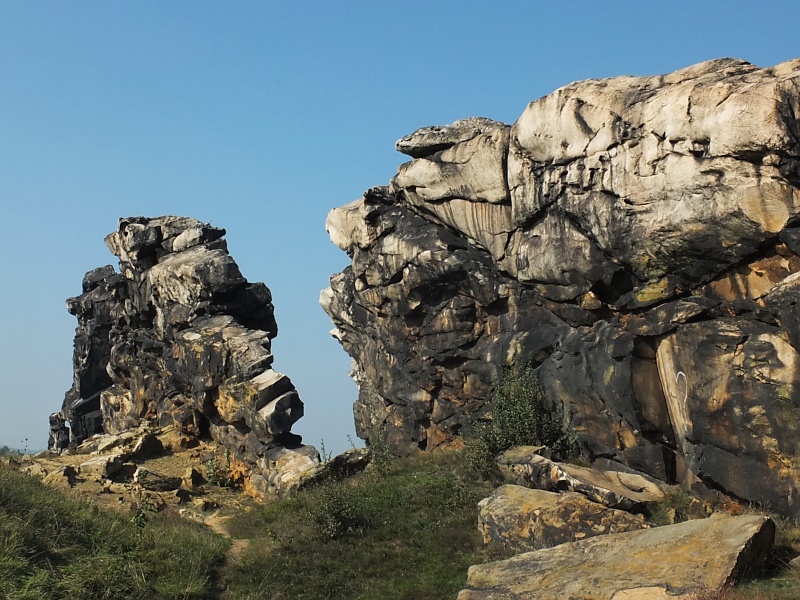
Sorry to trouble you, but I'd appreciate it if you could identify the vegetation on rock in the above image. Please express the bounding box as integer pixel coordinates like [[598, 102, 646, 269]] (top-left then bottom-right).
[[465, 363, 573, 476]]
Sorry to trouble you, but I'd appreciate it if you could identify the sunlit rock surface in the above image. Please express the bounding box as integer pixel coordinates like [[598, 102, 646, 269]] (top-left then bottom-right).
[[323, 58, 800, 517], [478, 484, 650, 553], [459, 514, 774, 599]]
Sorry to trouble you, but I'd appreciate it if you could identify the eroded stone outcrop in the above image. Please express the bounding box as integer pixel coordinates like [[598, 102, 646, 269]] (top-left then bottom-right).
[[497, 446, 665, 511], [58, 216, 317, 496], [323, 58, 800, 517]]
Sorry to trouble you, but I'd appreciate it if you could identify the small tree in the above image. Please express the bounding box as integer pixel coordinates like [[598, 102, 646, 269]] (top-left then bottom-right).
[[466, 363, 573, 475]]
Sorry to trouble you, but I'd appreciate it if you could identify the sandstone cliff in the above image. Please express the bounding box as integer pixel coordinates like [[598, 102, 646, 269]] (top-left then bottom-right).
[[323, 58, 800, 517], [59, 216, 318, 496]]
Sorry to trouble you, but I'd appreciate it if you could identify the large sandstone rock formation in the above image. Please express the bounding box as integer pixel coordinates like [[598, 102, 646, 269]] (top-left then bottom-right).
[[59, 216, 317, 496], [323, 58, 800, 517]]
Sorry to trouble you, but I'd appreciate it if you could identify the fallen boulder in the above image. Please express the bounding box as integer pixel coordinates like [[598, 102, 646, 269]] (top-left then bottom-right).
[[458, 514, 774, 599], [42, 465, 77, 489], [478, 484, 650, 553], [79, 453, 126, 478], [498, 447, 665, 511], [132, 467, 183, 492]]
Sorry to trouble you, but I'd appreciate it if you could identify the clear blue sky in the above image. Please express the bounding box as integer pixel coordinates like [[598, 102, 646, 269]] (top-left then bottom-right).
[[1, 1, 799, 454]]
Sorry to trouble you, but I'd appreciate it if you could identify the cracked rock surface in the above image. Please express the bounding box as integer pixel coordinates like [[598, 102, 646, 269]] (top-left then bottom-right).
[[323, 58, 800, 517]]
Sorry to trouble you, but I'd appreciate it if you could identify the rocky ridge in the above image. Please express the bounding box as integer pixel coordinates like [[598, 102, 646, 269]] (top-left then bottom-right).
[[57, 216, 318, 497], [323, 58, 800, 518]]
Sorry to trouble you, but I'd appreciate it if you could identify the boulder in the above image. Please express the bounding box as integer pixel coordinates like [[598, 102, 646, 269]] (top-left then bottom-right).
[[132, 467, 182, 492], [79, 453, 126, 478], [129, 432, 163, 461], [21, 463, 48, 479], [247, 445, 321, 498], [478, 485, 649, 553], [95, 431, 138, 454], [497, 447, 665, 511], [458, 514, 775, 599], [298, 447, 371, 489], [42, 465, 77, 489], [0, 456, 20, 469], [323, 57, 800, 517], [183, 466, 206, 488]]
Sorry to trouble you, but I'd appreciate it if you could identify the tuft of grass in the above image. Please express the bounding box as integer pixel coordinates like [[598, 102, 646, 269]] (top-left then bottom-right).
[[645, 488, 697, 526], [0, 464, 228, 599], [220, 450, 500, 600]]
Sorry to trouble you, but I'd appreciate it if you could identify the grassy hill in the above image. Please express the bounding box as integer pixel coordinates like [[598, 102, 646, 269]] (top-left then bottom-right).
[[0, 451, 497, 600], [2, 450, 800, 600], [0, 460, 228, 599]]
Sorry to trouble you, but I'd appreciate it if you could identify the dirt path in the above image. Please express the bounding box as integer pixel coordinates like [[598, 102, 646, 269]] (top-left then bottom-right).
[[204, 512, 249, 562]]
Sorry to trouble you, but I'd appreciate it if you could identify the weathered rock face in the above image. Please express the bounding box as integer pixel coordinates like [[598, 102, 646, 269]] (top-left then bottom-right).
[[59, 216, 317, 496], [323, 58, 800, 517], [497, 447, 665, 511]]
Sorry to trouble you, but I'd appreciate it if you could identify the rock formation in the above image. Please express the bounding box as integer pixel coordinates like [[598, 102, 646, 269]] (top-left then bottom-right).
[[58, 216, 318, 496], [496, 446, 665, 512], [323, 58, 800, 517]]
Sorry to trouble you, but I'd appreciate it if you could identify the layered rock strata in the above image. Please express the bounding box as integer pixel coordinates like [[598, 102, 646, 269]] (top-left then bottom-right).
[[59, 216, 317, 496], [323, 58, 800, 516]]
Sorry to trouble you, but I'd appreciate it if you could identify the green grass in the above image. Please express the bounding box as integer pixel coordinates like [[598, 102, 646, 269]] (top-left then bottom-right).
[[728, 515, 800, 600], [220, 450, 499, 600], [0, 464, 229, 599], [5, 449, 800, 600]]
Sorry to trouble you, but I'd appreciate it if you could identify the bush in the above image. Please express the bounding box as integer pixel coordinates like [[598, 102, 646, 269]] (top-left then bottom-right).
[[311, 483, 369, 540], [466, 363, 573, 474], [203, 446, 235, 488]]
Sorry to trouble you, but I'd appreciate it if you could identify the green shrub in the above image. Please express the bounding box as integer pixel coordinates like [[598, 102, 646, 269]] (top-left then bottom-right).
[[466, 363, 573, 475], [646, 488, 695, 526], [310, 483, 369, 540], [203, 447, 234, 488], [361, 395, 392, 473]]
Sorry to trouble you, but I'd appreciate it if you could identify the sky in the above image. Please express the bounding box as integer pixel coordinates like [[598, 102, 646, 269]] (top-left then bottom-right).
[[1, 1, 799, 455]]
